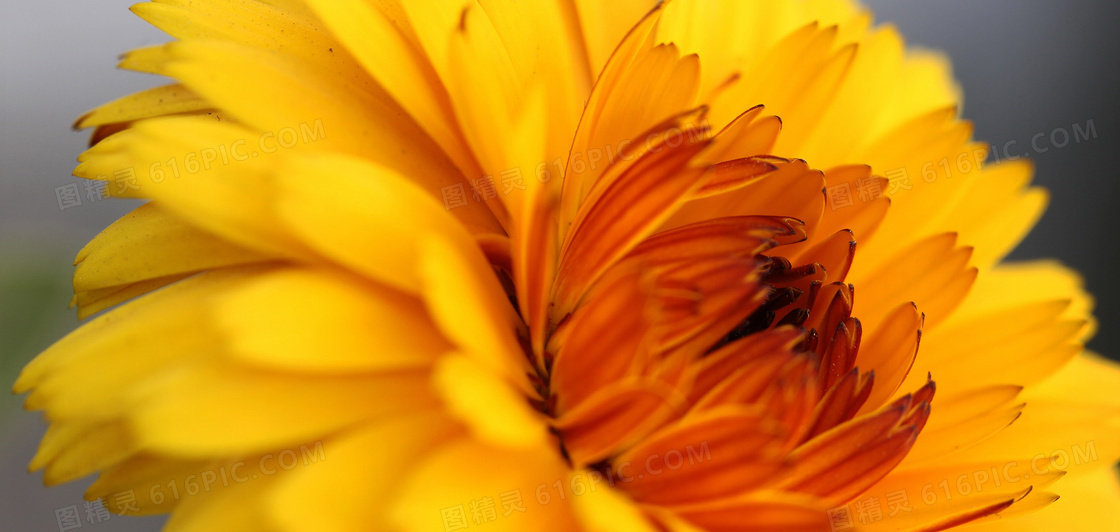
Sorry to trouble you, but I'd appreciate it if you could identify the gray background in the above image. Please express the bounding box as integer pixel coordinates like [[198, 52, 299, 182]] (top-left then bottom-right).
[[1, 1, 1118, 530]]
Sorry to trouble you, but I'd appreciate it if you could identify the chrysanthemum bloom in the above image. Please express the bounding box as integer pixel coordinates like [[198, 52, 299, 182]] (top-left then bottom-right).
[[16, 0, 1120, 530]]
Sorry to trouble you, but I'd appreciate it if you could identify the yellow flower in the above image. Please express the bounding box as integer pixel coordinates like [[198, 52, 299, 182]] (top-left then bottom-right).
[[15, 0, 1120, 530]]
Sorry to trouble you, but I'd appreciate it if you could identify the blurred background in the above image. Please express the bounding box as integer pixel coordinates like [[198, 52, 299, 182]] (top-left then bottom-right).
[[1, 1, 1117, 530]]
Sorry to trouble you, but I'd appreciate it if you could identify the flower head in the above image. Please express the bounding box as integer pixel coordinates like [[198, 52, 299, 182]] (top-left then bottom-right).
[[17, 0, 1120, 530]]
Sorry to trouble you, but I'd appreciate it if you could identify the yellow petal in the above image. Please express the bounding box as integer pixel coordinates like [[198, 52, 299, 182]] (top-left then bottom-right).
[[301, 0, 477, 179], [270, 412, 462, 532], [31, 419, 135, 486], [569, 479, 658, 532], [417, 233, 534, 394], [73, 202, 271, 301], [131, 363, 438, 457], [965, 465, 1120, 531], [16, 268, 262, 420], [571, 0, 655, 77], [433, 353, 549, 449], [217, 268, 450, 373], [74, 83, 209, 129], [390, 437, 582, 532], [275, 152, 495, 292]]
